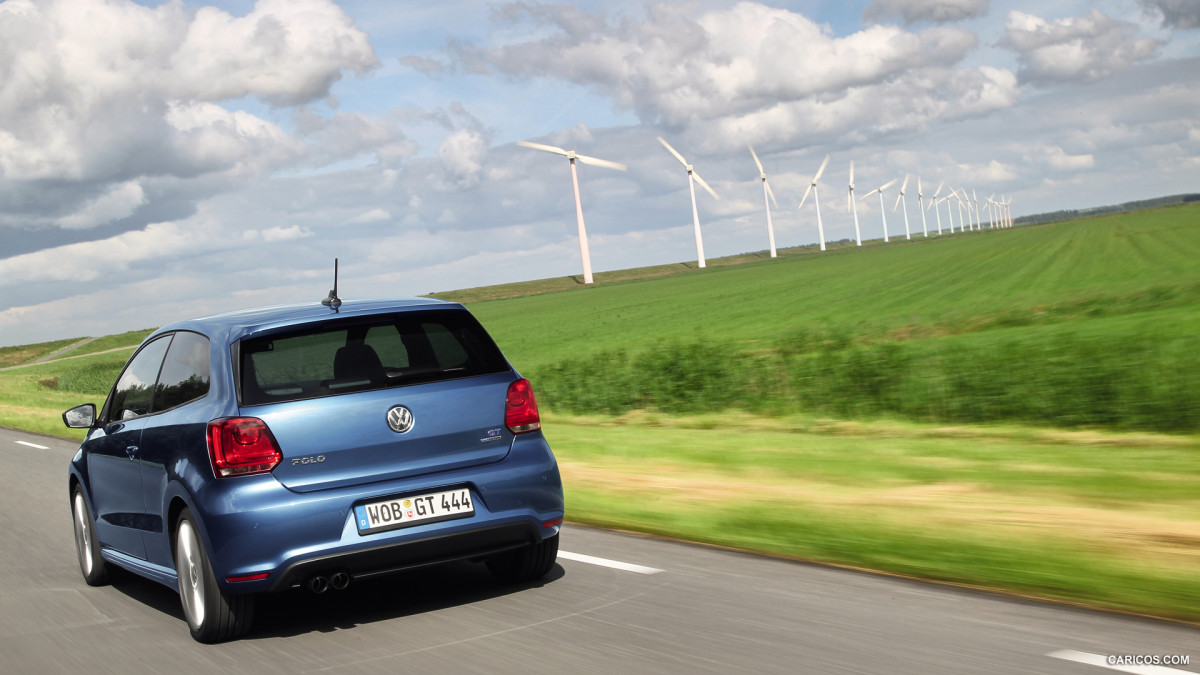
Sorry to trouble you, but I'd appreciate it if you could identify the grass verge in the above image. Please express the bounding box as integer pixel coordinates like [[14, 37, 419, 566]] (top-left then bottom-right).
[[544, 411, 1200, 623]]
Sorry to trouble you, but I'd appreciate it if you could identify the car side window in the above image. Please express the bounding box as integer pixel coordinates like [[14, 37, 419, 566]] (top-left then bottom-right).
[[154, 331, 210, 412], [108, 335, 172, 422]]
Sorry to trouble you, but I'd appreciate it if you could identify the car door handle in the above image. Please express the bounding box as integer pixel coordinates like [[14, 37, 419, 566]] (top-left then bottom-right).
[[126, 445, 139, 459]]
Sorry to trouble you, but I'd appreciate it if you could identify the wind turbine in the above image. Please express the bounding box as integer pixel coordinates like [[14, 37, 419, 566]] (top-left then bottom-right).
[[927, 181, 945, 235], [954, 188, 968, 232], [748, 145, 780, 258], [847, 161, 863, 246], [985, 194, 997, 229], [892, 174, 912, 240], [518, 140, 627, 285], [973, 190, 982, 231], [799, 154, 831, 251], [860, 177, 899, 243], [658, 137, 720, 268], [936, 193, 954, 233], [916, 177, 929, 237]]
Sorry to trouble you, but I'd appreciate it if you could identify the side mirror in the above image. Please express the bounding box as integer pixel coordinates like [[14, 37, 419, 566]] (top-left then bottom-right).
[[63, 403, 97, 429]]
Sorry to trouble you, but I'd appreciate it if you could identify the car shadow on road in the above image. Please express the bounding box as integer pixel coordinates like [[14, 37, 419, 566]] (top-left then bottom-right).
[[104, 560, 566, 640], [250, 560, 567, 640]]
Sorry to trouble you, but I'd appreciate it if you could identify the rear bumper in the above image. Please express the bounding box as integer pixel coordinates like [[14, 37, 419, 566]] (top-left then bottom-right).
[[268, 522, 540, 591]]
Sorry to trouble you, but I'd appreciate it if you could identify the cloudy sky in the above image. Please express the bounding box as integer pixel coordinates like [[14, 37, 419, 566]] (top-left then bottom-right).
[[1, 0, 1197, 346]]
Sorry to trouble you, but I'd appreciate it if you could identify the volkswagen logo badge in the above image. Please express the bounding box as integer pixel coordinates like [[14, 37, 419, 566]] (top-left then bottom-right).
[[386, 405, 414, 434]]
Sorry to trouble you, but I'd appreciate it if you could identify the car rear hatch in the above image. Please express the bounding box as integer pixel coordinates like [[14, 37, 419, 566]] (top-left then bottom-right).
[[234, 308, 518, 493]]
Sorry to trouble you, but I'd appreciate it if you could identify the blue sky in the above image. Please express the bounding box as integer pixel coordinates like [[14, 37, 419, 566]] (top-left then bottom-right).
[[1, 0, 1198, 346]]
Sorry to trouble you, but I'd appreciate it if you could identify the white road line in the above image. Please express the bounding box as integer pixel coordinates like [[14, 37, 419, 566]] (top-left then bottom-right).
[[1049, 650, 1192, 674], [559, 550, 664, 575], [14, 440, 50, 450]]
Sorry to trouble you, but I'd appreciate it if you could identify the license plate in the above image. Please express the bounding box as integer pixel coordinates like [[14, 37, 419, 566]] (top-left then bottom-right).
[[354, 488, 475, 535]]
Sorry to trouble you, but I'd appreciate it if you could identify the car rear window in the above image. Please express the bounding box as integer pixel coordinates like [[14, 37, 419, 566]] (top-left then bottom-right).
[[238, 309, 510, 406]]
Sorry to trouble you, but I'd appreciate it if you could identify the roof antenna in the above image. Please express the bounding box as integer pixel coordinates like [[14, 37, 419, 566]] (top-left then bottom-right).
[[321, 258, 342, 311]]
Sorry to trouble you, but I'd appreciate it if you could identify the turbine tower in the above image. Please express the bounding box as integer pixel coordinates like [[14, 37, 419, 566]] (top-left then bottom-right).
[[658, 137, 720, 268], [916, 177, 929, 237], [939, 192, 955, 233], [892, 174, 912, 240], [847, 161, 862, 246], [861, 178, 899, 243], [518, 140, 627, 285], [748, 145, 780, 258], [929, 182, 945, 235], [799, 155, 831, 251], [954, 189, 968, 232]]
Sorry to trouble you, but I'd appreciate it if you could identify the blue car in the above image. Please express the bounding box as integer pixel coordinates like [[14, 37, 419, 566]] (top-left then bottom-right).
[[64, 297, 564, 642]]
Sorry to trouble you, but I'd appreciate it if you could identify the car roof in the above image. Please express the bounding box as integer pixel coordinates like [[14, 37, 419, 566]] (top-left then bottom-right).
[[153, 298, 463, 346]]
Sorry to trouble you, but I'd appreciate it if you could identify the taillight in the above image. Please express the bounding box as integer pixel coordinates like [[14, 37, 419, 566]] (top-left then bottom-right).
[[505, 378, 541, 434], [207, 417, 282, 477]]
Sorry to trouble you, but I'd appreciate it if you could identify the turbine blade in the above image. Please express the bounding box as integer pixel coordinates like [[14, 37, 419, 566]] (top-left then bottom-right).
[[693, 171, 719, 199], [765, 179, 779, 209], [917, 176, 922, 196], [933, 181, 944, 198], [517, 140, 568, 157], [576, 154, 628, 171], [861, 187, 881, 200], [899, 173, 910, 194], [799, 183, 814, 209], [657, 136, 688, 167], [748, 145, 764, 175], [848, 160, 855, 186], [880, 178, 899, 192], [812, 154, 831, 183]]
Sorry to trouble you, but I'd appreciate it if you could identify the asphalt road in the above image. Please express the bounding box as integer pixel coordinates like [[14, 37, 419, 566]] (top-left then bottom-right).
[[2, 426, 1196, 674]]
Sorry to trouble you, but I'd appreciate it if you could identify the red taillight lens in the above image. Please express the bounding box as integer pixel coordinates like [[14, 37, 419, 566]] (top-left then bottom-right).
[[207, 417, 282, 477], [226, 572, 270, 583], [505, 378, 541, 434]]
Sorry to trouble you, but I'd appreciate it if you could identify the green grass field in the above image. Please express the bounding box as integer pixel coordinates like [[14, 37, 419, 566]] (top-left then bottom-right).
[[461, 206, 1200, 433], [3, 204, 1198, 621]]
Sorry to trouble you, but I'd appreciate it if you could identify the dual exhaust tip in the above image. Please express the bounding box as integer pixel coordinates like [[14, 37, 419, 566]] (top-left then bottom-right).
[[308, 571, 351, 594]]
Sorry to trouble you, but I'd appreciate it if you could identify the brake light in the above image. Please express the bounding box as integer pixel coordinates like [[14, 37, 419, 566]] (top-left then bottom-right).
[[207, 417, 282, 477], [505, 378, 541, 434]]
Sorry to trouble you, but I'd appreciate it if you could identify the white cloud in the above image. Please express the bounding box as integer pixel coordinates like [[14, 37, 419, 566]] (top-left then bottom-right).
[[168, 0, 377, 105], [166, 101, 304, 174], [347, 208, 391, 224], [0, 220, 211, 284], [451, 2, 1012, 151], [1003, 9, 1162, 84], [1026, 146, 1096, 171], [55, 180, 147, 229], [259, 225, 313, 242], [0, 0, 377, 225], [863, 0, 990, 26], [438, 129, 489, 188]]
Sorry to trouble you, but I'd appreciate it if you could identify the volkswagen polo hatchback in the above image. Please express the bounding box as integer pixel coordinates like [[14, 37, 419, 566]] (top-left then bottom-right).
[[64, 298, 563, 642]]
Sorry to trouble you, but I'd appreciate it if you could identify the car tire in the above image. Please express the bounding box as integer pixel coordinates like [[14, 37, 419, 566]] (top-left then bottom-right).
[[71, 486, 109, 586], [174, 509, 255, 643], [486, 533, 559, 583]]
